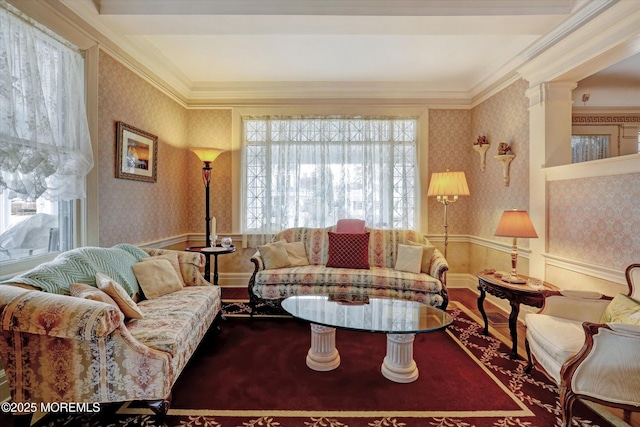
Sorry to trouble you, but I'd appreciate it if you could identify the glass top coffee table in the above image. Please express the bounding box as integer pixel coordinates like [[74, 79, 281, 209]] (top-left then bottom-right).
[[281, 294, 453, 383]]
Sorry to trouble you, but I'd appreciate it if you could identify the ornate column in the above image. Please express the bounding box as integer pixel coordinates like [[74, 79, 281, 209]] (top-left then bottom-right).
[[381, 333, 418, 383], [306, 324, 340, 371]]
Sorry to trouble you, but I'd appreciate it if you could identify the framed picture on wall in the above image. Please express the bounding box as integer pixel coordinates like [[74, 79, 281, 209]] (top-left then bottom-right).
[[115, 121, 158, 183]]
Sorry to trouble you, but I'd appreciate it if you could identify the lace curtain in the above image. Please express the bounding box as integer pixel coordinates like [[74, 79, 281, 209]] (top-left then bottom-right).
[[571, 135, 609, 163], [0, 2, 93, 201], [242, 116, 417, 246]]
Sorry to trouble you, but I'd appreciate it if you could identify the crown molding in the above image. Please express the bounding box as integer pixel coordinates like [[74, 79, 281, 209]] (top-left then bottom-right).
[[518, 1, 640, 87], [467, 1, 619, 105], [16, 0, 638, 107], [57, 0, 192, 106], [7, 0, 191, 107], [470, 73, 523, 108], [186, 98, 472, 108], [523, 0, 616, 60], [184, 81, 474, 107]]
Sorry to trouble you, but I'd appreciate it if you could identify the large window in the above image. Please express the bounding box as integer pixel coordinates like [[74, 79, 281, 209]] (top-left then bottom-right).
[[0, 195, 73, 262], [242, 116, 417, 245], [0, 3, 92, 265]]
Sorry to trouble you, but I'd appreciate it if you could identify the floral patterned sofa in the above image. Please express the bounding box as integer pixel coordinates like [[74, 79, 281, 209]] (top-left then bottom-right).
[[248, 226, 449, 314], [0, 244, 221, 420]]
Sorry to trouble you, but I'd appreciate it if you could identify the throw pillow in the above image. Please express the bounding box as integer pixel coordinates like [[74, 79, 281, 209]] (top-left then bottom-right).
[[140, 252, 185, 286], [96, 273, 143, 319], [132, 258, 184, 299], [601, 293, 640, 325], [69, 283, 120, 309], [394, 244, 424, 274], [284, 241, 309, 266], [326, 232, 370, 269], [407, 240, 436, 273], [258, 241, 292, 269]]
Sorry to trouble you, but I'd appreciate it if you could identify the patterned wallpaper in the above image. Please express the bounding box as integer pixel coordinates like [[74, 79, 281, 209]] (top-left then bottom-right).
[[186, 110, 233, 234], [98, 52, 235, 246], [98, 52, 636, 277], [548, 173, 640, 270], [427, 80, 530, 242], [427, 109, 472, 235], [469, 79, 531, 243], [98, 51, 189, 247]]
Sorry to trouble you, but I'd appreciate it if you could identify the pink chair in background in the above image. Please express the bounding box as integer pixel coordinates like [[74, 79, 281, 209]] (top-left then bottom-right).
[[335, 219, 366, 233]]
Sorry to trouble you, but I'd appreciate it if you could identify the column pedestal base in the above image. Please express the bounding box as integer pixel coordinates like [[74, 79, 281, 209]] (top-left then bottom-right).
[[306, 324, 340, 371], [381, 333, 418, 383]]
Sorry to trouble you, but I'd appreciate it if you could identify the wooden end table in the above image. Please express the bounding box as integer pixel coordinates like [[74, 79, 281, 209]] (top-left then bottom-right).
[[186, 245, 236, 285], [477, 271, 558, 360]]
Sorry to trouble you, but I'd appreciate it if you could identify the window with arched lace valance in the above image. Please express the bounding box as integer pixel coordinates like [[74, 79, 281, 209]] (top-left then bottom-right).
[[0, 1, 93, 202], [0, 2, 93, 262]]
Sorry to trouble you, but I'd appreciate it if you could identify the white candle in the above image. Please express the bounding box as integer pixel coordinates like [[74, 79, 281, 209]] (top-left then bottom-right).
[[211, 217, 217, 245]]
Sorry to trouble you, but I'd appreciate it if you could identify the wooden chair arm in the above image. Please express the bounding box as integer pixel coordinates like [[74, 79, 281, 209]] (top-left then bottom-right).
[[561, 322, 640, 408]]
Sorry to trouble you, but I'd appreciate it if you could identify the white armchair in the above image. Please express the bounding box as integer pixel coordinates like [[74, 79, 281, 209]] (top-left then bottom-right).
[[524, 264, 640, 427]]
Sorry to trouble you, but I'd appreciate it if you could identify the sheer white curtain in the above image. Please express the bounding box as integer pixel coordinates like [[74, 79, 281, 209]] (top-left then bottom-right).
[[242, 116, 417, 246], [0, 2, 93, 202], [571, 135, 609, 163]]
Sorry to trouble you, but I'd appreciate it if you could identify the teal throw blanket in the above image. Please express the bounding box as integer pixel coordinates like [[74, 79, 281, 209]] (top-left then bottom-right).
[[1, 244, 148, 296]]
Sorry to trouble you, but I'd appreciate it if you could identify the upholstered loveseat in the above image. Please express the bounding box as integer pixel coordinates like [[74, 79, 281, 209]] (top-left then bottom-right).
[[0, 244, 221, 420], [248, 226, 449, 314]]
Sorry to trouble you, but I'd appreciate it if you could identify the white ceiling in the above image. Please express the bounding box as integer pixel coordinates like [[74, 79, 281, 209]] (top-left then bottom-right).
[[58, 0, 625, 103]]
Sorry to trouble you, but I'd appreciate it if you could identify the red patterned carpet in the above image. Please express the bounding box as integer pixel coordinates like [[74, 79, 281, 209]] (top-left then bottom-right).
[[19, 304, 614, 427]]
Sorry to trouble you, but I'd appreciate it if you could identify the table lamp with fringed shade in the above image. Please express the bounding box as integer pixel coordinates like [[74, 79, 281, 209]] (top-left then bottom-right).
[[494, 209, 538, 283], [427, 171, 470, 259], [191, 148, 224, 248]]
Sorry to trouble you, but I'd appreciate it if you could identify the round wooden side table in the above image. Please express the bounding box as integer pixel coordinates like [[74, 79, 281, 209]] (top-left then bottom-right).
[[186, 245, 236, 286]]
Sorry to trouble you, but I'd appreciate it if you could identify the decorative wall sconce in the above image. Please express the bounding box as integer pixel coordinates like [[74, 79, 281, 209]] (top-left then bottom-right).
[[494, 142, 515, 186], [473, 136, 490, 172]]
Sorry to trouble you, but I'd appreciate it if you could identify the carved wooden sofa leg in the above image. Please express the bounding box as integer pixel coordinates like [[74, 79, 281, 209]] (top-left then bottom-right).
[[559, 387, 576, 427], [147, 392, 172, 418]]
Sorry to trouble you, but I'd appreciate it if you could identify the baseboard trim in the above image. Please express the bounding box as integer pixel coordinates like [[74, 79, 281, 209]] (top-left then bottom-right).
[[218, 272, 252, 288], [446, 273, 477, 289]]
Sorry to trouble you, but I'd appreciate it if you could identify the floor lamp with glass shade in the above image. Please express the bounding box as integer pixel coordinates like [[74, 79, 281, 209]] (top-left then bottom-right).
[[494, 209, 538, 284], [427, 171, 470, 259], [191, 148, 224, 248]]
